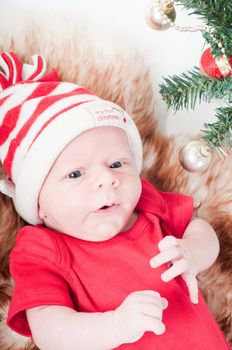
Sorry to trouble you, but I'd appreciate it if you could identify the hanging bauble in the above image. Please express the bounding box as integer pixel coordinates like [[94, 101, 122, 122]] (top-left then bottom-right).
[[145, 0, 176, 31], [200, 48, 232, 79], [179, 140, 212, 172]]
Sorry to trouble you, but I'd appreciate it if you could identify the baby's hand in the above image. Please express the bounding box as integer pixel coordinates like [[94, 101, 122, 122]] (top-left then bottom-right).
[[113, 290, 168, 344], [150, 236, 199, 304]]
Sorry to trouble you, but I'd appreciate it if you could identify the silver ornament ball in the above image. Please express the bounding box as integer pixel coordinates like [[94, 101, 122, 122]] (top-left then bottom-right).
[[179, 141, 212, 172], [145, 0, 176, 31]]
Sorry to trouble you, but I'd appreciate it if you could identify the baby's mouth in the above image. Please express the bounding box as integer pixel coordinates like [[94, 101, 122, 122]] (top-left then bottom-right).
[[101, 205, 111, 209], [95, 203, 119, 212]]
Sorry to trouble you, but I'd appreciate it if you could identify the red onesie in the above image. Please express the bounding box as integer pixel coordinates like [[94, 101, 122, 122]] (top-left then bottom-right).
[[7, 179, 230, 349]]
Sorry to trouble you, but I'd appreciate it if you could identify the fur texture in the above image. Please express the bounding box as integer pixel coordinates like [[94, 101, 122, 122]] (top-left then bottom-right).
[[0, 12, 231, 349]]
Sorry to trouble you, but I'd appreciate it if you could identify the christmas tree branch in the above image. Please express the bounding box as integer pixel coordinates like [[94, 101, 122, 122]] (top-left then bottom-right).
[[202, 106, 232, 151], [158, 1, 232, 152], [175, 0, 231, 27], [159, 67, 232, 111], [175, 0, 232, 57]]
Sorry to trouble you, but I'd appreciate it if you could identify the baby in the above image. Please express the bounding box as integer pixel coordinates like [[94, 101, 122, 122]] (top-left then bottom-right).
[[0, 52, 230, 349]]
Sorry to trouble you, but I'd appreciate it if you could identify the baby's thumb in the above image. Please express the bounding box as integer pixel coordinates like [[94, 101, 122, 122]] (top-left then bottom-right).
[[183, 273, 199, 304]]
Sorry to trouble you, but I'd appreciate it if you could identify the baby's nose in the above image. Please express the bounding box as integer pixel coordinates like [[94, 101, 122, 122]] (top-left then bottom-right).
[[92, 167, 120, 190]]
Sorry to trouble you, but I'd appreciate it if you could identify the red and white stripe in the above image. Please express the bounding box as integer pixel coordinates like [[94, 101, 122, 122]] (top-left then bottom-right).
[[0, 53, 97, 180], [0, 52, 47, 92], [0, 81, 98, 180], [22, 54, 47, 81], [0, 52, 22, 90]]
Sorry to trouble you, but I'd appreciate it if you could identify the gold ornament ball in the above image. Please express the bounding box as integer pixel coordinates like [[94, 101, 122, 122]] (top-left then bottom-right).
[[145, 0, 176, 31], [179, 141, 212, 172]]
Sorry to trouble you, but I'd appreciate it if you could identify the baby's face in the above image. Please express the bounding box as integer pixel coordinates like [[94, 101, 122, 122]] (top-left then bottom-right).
[[39, 126, 142, 241]]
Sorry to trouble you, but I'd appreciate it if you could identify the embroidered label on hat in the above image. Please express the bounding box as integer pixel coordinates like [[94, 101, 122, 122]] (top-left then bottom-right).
[[85, 102, 127, 126]]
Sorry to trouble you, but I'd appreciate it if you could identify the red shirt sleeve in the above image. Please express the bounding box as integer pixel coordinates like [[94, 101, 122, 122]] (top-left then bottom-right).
[[137, 179, 194, 238], [7, 226, 75, 337], [157, 189, 194, 238]]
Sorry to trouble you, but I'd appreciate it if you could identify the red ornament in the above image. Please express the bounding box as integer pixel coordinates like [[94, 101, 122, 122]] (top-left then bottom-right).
[[200, 48, 232, 78]]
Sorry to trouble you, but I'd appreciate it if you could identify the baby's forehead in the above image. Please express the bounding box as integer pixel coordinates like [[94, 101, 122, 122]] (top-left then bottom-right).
[[54, 126, 131, 163]]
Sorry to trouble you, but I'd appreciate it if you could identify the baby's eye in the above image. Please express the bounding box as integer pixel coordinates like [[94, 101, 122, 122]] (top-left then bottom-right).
[[68, 169, 85, 179], [110, 161, 124, 169]]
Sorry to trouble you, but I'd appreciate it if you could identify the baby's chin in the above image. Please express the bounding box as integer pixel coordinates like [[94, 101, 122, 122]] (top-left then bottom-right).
[[70, 221, 126, 242], [83, 217, 137, 242], [57, 212, 137, 241], [83, 225, 122, 242]]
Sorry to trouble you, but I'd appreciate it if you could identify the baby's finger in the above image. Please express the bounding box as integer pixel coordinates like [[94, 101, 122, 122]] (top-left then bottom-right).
[[150, 246, 182, 268], [140, 315, 166, 335], [158, 236, 178, 251], [161, 258, 188, 282], [182, 273, 199, 304], [130, 290, 162, 303], [162, 297, 168, 310]]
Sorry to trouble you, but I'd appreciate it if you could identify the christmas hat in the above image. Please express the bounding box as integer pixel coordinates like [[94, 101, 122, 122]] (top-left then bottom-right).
[[0, 52, 142, 224]]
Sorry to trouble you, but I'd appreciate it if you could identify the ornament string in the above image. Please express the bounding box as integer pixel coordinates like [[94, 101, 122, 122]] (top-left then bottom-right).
[[145, 1, 231, 75]]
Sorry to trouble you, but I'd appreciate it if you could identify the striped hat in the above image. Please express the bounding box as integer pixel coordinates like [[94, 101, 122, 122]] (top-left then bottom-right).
[[0, 52, 142, 224]]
